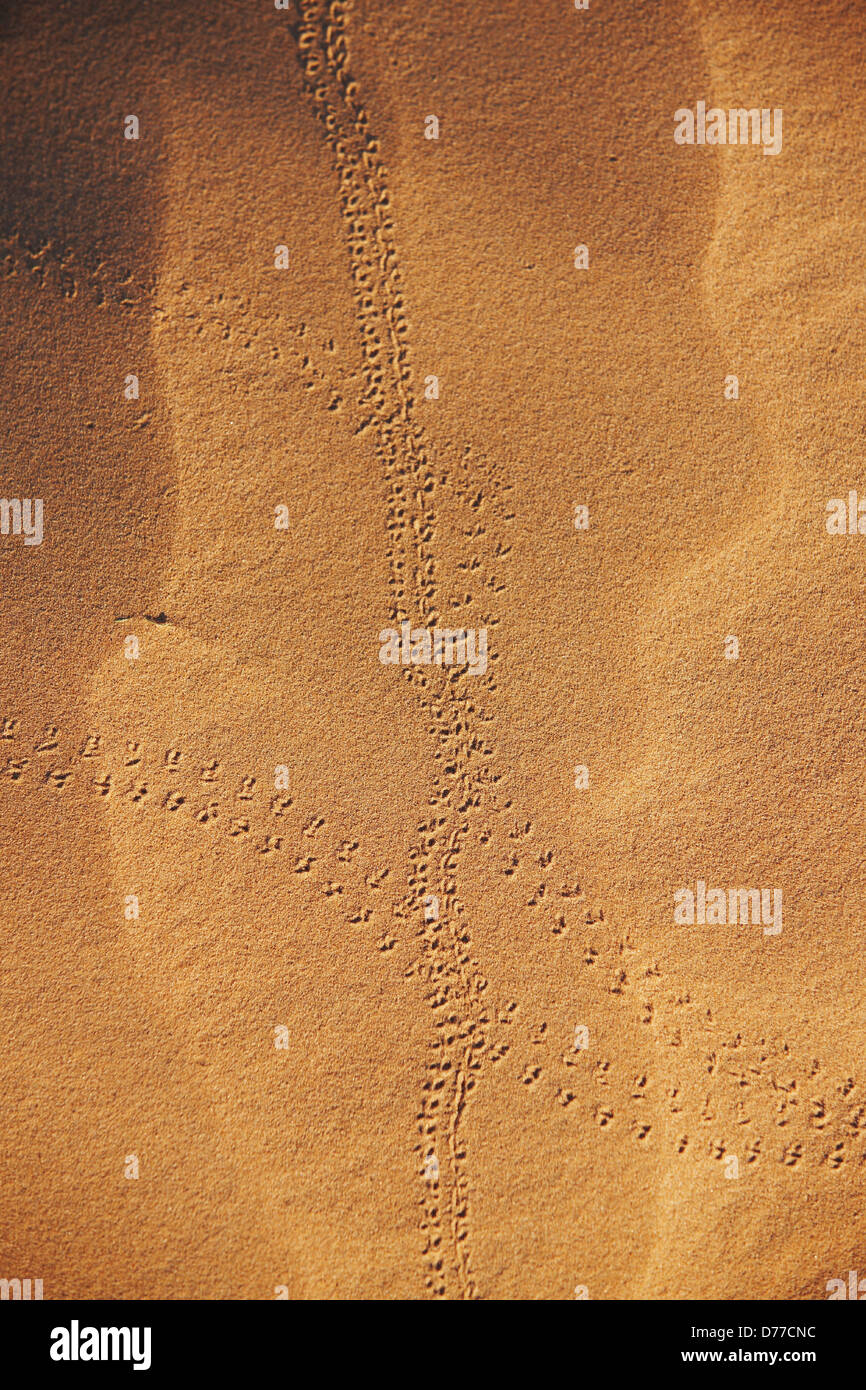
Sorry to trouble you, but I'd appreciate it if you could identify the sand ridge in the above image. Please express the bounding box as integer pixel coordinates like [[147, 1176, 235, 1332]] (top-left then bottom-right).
[[1, 0, 865, 1300]]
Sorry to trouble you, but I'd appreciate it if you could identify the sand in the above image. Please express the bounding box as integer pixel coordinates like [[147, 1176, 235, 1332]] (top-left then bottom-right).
[[1, 0, 864, 1300]]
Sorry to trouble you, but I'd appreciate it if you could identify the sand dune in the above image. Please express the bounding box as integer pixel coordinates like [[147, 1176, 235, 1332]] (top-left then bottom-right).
[[1, 0, 864, 1300]]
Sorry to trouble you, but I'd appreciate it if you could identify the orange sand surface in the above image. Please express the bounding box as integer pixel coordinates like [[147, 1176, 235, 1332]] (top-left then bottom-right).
[[1, 0, 865, 1299]]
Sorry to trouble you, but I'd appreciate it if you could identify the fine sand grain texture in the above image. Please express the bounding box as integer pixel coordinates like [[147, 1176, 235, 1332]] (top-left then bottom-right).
[[1, 0, 864, 1299]]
